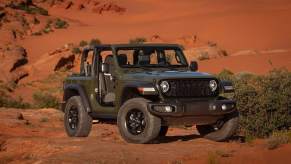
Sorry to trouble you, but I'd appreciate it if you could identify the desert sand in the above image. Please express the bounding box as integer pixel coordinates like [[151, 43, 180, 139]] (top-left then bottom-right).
[[0, 108, 290, 164]]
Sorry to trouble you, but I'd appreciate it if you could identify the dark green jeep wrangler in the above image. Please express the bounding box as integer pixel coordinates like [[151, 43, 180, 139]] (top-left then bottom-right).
[[62, 44, 238, 144]]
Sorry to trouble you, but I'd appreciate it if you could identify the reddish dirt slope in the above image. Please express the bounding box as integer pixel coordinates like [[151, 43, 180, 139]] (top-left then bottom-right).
[[16, 0, 291, 75], [24, 0, 291, 50], [199, 52, 291, 74]]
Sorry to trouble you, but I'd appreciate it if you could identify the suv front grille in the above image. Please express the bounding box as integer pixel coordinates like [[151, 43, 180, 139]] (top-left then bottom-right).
[[162, 79, 219, 98]]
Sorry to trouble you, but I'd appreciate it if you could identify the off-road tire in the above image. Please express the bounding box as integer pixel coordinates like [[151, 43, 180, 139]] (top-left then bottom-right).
[[117, 98, 161, 144], [64, 96, 92, 137], [196, 112, 239, 141], [159, 126, 169, 137]]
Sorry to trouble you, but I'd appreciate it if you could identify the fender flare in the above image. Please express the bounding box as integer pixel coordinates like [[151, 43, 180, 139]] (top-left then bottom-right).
[[63, 83, 92, 113], [118, 82, 157, 108]]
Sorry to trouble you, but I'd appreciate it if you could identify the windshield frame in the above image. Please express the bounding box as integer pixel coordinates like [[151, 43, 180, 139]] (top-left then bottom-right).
[[114, 46, 189, 68]]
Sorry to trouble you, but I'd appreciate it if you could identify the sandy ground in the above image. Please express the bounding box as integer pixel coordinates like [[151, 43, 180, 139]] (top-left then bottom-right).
[[0, 108, 290, 164]]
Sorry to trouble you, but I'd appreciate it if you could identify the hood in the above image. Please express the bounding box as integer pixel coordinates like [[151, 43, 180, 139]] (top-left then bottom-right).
[[121, 70, 216, 82]]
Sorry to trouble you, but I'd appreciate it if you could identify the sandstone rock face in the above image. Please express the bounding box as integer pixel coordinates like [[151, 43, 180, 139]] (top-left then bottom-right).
[[39, 0, 126, 14], [92, 2, 126, 14], [149, 34, 165, 43], [0, 44, 29, 85], [184, 45, 228, 61], [54, 54, 75, 71], [24, 44, 76, 82]]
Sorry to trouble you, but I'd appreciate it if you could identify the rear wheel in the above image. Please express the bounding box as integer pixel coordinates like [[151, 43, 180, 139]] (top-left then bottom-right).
[[64, 96, 92, 137], [117, 98, 161, 144], [196, 112, 239, 141]]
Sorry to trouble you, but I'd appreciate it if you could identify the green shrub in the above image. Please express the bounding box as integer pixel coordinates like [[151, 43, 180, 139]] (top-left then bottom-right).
[[217, 68, 291, 138], [43, 27, 52, 33], [72, 47, 81, 54], [33, 92, 59, 108], [79, 40, 88, 47], [245, 134, 255, 144], [43, 21, 53, 33], [9, 3, 49, 16], [217, 69, 234, 81], [30, 7, 48, 16], [89, 38, 101, 46], [267, 131, 291, 149], [129, 37, 147, 44], [0, 96, 31, 109], [54, 18, 68, 29]]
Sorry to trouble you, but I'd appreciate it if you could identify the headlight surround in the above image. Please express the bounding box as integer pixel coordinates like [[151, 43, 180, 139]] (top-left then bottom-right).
[[160, 81, 170, 93], [209, 80, 218, 92]]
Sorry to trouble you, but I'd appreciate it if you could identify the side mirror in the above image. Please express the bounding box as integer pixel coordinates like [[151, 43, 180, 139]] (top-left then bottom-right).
[[189, 61, 198, 71], [101, 63, 109, 73]]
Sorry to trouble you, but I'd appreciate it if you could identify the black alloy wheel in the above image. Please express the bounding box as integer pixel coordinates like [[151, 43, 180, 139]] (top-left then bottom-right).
[[125, 109, 146, 135], [68, 106, 79, 130]]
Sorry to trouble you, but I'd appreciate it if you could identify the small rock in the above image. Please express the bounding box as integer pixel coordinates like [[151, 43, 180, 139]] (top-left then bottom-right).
[[0, 139, 7, 152], [0, 10, 6, 20], [65, 1, 73, 9], [17, 112, 24, 120], [25, 120, 30, 125], [78, 4, 85, 10]]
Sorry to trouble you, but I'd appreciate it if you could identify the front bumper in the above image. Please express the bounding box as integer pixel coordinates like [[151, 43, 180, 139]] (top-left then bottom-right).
[[148, 99, 237, 125]]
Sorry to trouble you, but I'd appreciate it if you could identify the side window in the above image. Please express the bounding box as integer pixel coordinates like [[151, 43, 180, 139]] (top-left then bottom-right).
[[164, 50, 183, 65], [86, 51, 94, 65], [149, 50, 158, 64], [101, 50, 113, 63], [117, 50, 134, 65]]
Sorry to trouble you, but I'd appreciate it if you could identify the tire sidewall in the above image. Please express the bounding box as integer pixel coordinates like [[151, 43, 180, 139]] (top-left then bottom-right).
[[196, 111, 239, 141], [117, 98, 161, 143], [64, 96, 92, 137]]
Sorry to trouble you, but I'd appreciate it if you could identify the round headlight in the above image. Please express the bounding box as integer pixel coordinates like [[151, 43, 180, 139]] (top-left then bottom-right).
[[209, 80, 218, 92], [160, 81, 170, 93]]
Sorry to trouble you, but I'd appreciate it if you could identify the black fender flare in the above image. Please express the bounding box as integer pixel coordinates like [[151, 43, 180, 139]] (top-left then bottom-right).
[[63, 83, 92, 113], [118, 82, 157, 108]]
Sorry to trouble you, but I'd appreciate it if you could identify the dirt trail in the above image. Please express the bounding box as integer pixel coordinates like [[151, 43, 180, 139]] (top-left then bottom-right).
[[0, 108, 290, 164]]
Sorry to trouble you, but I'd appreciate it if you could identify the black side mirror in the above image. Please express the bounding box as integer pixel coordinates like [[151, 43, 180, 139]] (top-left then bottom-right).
[[189, 61, 198, 71], [101, 63, 109, 73]]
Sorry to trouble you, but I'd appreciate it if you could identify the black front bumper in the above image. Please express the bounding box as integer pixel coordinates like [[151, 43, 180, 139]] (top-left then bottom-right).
[[148, 99, 237, 125]]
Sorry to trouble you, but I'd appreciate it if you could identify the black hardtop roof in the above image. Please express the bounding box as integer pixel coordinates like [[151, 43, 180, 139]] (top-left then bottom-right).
[[84, 43, 183, 51]]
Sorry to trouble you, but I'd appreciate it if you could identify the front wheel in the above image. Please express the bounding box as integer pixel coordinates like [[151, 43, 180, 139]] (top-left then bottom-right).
[[196, 112, 239, 141], [117, 98, 161, 144], [64, 96, 92, 137]]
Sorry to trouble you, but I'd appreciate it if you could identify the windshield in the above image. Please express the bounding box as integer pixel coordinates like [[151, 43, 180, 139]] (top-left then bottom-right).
[[116, 47, 188, 68]]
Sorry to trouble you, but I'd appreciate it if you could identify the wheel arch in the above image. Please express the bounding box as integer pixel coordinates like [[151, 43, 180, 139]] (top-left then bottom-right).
[[119, 86, 140, 108], [63, 83, 92, 113], [118, 82, 160, 109]]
